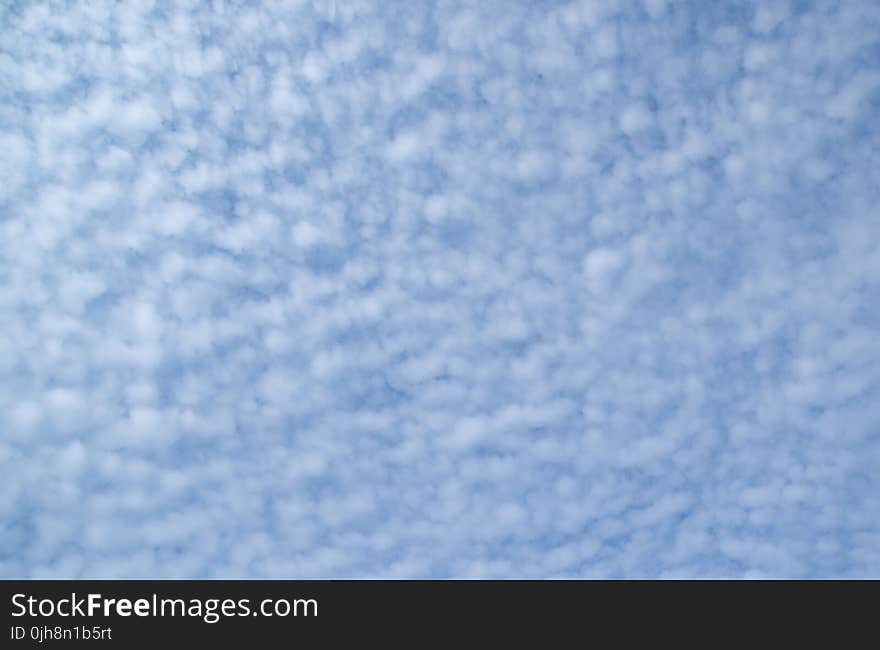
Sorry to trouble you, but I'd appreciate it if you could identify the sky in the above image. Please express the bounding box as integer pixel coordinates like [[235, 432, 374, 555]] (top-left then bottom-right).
[[1, 0, 878, 579]]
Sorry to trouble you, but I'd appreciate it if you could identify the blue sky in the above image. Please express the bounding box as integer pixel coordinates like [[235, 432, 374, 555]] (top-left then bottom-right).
[[1, 0, 878, 578]]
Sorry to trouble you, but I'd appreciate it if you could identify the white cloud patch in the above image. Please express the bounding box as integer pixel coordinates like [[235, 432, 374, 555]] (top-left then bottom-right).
[[1, 0, 878, 579]]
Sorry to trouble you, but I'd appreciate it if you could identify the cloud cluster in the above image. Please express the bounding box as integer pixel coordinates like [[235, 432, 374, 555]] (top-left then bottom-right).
[[1, 0, 878, 578]]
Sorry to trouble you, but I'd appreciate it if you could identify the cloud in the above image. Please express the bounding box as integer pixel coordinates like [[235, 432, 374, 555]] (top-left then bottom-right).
[[0, 0, 878, 579]]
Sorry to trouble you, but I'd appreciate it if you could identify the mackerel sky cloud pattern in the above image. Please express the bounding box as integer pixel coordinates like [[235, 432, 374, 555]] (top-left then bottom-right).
[[1, 0, 879, 578]]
